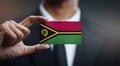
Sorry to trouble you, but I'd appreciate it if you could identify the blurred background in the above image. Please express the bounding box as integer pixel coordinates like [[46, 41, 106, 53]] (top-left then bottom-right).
[[0, 0, 40, 23]]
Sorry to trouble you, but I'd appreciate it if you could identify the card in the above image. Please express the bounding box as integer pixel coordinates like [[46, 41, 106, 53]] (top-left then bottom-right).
[[40, 21, 82, 44]]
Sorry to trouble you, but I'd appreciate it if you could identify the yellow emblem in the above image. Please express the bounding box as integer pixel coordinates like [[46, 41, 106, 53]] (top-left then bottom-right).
[[41, 29, 48, 37]]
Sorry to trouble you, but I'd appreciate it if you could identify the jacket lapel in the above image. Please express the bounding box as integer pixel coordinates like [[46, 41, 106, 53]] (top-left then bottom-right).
[[73, 15, 104, 66]]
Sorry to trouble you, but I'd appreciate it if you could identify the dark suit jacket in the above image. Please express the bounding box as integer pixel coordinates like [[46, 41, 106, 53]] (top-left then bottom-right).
[[1, 1, 120, 66]]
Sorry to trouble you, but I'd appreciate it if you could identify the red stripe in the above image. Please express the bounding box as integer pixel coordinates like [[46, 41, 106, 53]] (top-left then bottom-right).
[[44, 21, 82, 31]]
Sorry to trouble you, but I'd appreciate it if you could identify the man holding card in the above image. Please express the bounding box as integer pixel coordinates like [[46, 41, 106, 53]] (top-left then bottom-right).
[[1, 0, 120, 66]]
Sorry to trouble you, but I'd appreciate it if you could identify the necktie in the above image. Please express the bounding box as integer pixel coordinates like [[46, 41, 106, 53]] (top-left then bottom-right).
[[53, 45, 68, 66]]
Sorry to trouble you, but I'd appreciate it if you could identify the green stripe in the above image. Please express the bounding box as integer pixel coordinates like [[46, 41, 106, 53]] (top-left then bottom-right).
[[42, 35, 82, 44]]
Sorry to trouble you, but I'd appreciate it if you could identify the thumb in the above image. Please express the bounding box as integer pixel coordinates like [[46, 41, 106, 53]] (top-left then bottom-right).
[[23, 44, 49, 55]]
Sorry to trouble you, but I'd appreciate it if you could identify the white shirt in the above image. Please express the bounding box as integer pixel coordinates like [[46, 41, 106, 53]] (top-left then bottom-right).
[[39, 3, 81, 66]]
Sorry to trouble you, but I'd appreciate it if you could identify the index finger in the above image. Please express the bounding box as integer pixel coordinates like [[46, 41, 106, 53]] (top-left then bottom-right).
[[19, 16, 48, 27]]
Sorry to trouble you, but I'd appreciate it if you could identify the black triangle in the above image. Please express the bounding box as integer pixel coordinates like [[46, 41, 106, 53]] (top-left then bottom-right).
[[40, 23, 56, 43]]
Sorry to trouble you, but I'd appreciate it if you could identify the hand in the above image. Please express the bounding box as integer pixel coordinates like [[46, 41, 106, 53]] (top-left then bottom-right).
[[0, 16, 49, 60]]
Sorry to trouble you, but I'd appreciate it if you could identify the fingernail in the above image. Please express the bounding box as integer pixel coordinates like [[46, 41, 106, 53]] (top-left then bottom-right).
[[40, 44, 49, 48]]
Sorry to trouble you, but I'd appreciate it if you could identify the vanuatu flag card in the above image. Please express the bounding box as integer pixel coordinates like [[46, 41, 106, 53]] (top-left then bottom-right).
[[40, 21, 82, 44]]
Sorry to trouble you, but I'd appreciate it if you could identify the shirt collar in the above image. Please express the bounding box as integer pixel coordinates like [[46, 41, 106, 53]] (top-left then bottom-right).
[[39, 3, 81, 21]]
